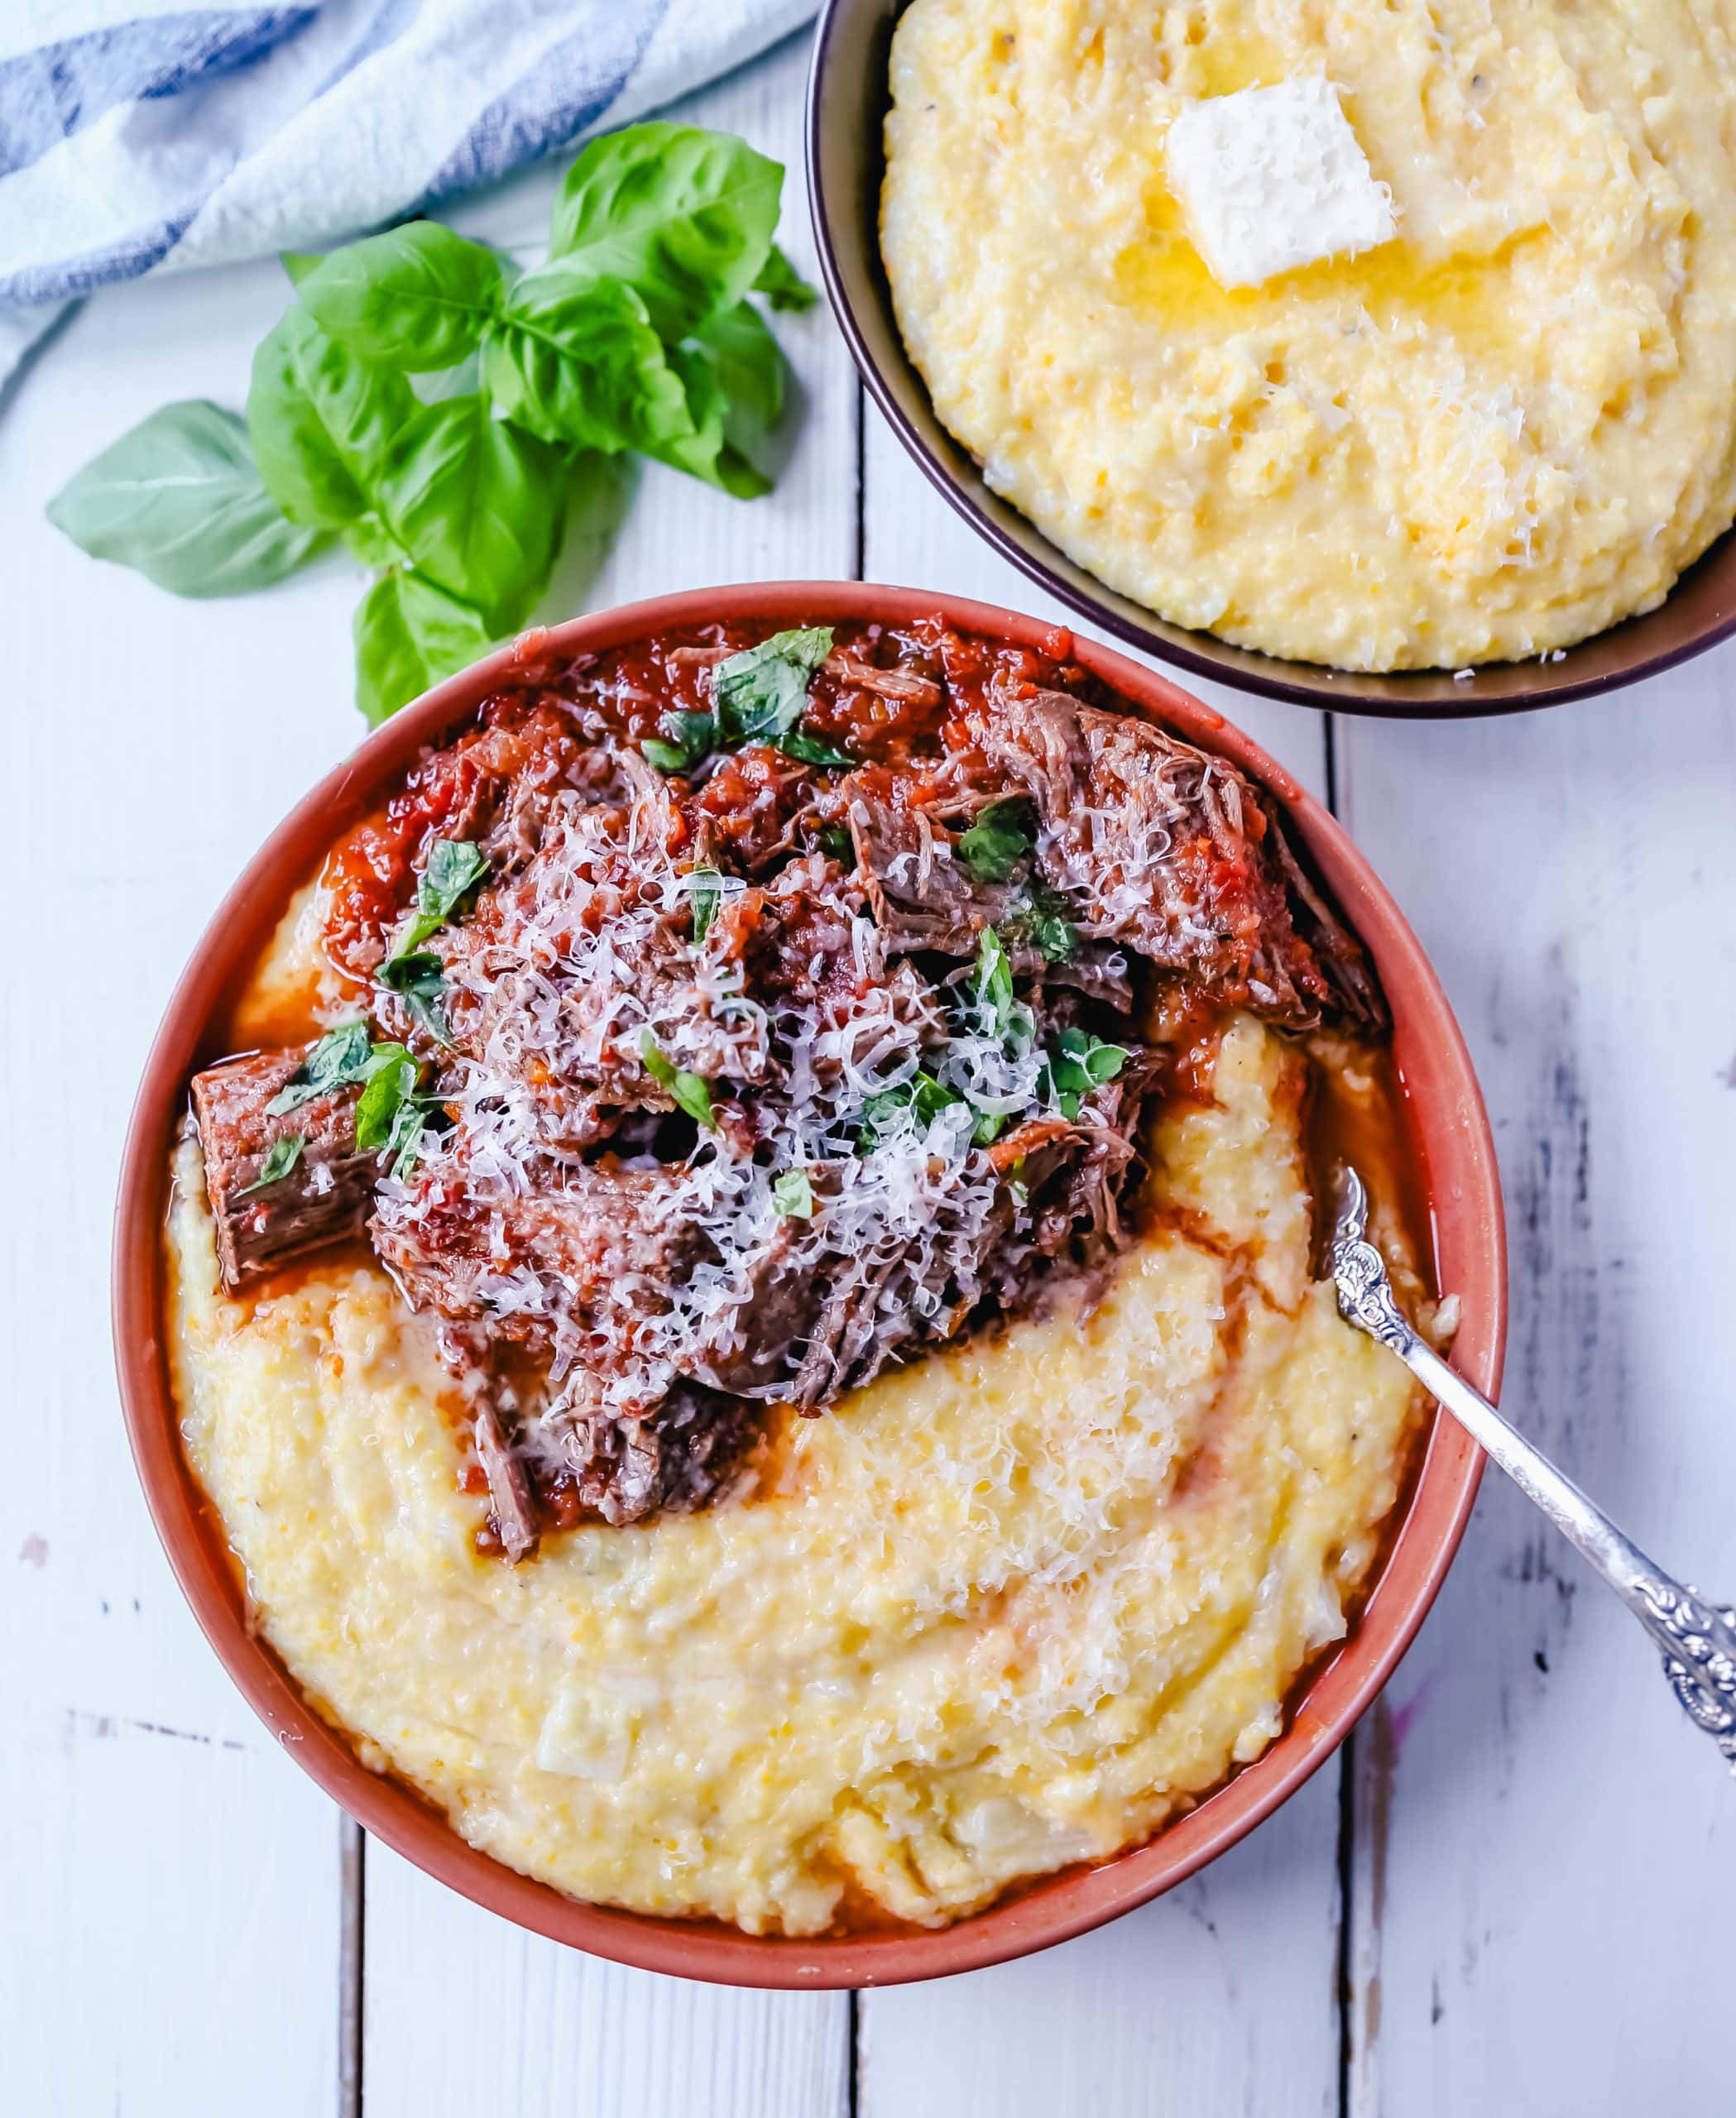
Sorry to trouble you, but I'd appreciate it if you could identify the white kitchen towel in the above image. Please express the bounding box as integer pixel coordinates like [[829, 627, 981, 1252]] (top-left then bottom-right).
[[0, 0, 817, 384]]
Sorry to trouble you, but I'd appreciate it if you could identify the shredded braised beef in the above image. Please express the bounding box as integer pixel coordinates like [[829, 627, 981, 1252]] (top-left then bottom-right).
[[191, 616, 1384, 1560]]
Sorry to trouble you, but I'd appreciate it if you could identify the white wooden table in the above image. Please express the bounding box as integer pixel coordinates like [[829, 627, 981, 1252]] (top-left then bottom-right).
[[6, 31, 1733, 2116]]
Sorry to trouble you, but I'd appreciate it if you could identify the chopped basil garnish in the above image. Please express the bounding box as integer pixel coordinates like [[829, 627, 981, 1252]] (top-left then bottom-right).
[[1048, 1027, 1127, 1120], [972, 927, 1016, 1036], [353, 1044, 418, 1149], [645, 634, 852, 776], [643, 707, 718, 774], [266, 1019, 374, 1114], [859, 1070, 964, 1147], [818, 823, 854, 864], [352, 1041, 442, 1176], [389, 836, 488, 961], [375, 836, 486, 1043], [713, 625, 832, 744], [777, 728, 856, 770], [771, 1167, 814, 1217], [377, 947, 450, 1047], [1016, 883, 1077, 964], [689, 867, 722, 945], [237, 1133, 305, 1194], [640, 1029, 717, 1129], [956, 798, 1033, 884]]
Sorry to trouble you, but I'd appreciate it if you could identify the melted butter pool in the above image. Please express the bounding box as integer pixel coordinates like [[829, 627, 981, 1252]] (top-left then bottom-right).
[[1115, 179, 1547, 362]]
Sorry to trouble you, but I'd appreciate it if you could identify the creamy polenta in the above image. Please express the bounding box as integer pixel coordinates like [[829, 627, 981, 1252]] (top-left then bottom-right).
[[882, 0, 1736, 669], [169, 1015, 1425, 1935]]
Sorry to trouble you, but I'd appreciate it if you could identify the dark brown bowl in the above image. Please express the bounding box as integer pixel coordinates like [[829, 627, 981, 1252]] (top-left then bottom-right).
[[113, 582, 1505, 1986], [807, 0, 1736, 716]]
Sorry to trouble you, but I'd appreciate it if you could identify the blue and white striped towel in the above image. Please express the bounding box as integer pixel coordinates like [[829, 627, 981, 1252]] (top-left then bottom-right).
[[0, 0, 817, 385]]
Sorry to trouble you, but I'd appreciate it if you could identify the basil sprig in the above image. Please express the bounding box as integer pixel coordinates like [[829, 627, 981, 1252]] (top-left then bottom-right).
[[46, 124, 817, 725]]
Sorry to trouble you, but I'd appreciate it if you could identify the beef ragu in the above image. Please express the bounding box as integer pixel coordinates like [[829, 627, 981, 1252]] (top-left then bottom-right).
[[190, 616, 1386, 1563]]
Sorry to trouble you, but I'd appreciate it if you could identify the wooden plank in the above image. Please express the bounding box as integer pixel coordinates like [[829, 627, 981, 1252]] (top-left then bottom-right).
[[362, 1846, 849, 2118], [1336, 659, 1736, 2112], [0, 258, 357, 2114], [854, 408, 1345, 2117], [353, 36, 856, 2114]]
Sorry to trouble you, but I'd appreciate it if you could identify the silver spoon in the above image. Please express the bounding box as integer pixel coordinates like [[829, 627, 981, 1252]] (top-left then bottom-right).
[[1328, 1167, 1736, 1771]]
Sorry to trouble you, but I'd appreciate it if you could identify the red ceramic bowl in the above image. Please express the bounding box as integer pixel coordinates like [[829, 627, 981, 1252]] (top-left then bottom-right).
[[113, 582, 1505, 1987]]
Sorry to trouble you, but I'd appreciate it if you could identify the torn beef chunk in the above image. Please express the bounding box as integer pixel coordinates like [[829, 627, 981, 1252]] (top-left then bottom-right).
[[535, 1382, 761, 1528], [967, 687, 1385, 1033], [370, 1163, 707, 1373], [846, 788, 1009, 954], [190, 1048, 376, 1293], [472, 1402, 540, 1563]]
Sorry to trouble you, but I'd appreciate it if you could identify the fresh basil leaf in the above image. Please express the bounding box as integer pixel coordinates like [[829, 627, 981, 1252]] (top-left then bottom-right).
[[375, 396, 565, 631], [237, 1132, 305, 1194], [45, 400, 324, 599], [385, 836, 488, 971], [818, 824, 854, 864], [547, 122, 784, 338], [265, 1020, 375, 1114], [664, 708, 717, 762], [713, 625, 833, 744], [642, 738, 692, 773], [414, 352, 482, 406], [354, 1047, 419, 1151], [777, 730, 856, 770], [971, 1109, 1006, 1147], [352, 568, 492, 726], [248, 306, 415, 530], [699, 301, 785, 434], [753, 243, 818, 313], [481, 266, 693, 454], [342, 511, 406, 567], [689, 867, 722, 945], [771, 1167, 813, 1217], [299, 223, 503, 371], [645, 341, 772, 499], [957, 799, 1033, 884]]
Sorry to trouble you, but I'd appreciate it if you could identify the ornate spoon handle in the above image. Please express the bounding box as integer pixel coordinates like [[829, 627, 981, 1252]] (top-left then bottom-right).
[[1329, 1168, 1736, 1772]]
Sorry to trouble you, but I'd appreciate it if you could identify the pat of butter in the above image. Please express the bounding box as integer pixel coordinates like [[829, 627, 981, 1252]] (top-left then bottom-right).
[[1165, 76, 1396, 289]]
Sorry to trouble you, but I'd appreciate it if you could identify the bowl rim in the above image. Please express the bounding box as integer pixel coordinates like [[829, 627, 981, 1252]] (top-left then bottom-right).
[[113, 579, 1505, 1989], [803, 0, 1736, 718]]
